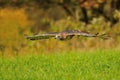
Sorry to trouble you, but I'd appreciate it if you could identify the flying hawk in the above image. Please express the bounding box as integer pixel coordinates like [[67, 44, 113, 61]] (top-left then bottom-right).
[[26, 30, 109, 41]]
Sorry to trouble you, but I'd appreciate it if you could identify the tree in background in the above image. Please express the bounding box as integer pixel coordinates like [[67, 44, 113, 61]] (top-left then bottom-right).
[[0, 0, 120, 25], [0, 0, 120, 56]]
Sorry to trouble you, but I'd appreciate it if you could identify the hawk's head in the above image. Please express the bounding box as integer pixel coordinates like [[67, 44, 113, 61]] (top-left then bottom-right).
[[55, 34, 64, 40], [55, 33, 74, 40]]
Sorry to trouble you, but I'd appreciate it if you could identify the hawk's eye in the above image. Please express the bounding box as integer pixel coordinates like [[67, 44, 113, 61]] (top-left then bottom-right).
[[55, 35, 62, 39], [55, 35, 60, 38]]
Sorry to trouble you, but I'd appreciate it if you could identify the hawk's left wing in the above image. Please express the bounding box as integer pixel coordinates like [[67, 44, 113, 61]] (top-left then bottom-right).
[[66, 30, 109, 39], [64, 30, 97, 37]]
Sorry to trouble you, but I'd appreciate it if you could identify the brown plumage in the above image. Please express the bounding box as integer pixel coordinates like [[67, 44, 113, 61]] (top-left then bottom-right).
[[26, 30, 109, 41]]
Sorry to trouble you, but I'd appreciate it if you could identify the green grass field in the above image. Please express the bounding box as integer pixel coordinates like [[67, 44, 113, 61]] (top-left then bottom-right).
[[0, 50, 120, 80]]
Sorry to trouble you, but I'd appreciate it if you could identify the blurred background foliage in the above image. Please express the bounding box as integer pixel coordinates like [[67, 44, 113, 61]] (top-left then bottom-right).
[[0, 0, 120, 57]]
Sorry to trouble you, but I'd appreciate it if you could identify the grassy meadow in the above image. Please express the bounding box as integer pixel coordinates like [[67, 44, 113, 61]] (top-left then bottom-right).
[[0, 49, 119, 80]]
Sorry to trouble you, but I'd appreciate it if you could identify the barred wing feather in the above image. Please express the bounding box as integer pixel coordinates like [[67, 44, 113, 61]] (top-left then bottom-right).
[[67, 31, 109, 39], [26, 33, 58, 40], [66, 31, 98, 37]]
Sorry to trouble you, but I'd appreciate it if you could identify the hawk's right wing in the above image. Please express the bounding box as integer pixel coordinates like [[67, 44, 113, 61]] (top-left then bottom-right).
[[26, 32, 59, 40]]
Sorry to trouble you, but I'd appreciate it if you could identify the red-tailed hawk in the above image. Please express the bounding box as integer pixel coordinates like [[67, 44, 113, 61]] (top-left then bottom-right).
[[26, 30, 109, 41]]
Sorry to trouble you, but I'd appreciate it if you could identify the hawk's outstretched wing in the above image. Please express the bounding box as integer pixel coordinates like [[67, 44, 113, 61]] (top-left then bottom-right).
[[65, 30, 109, 39], [26, 32, 59, 40]]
